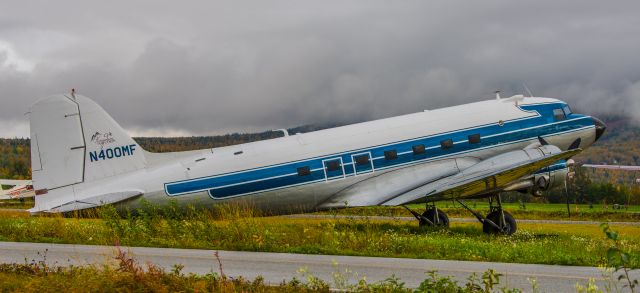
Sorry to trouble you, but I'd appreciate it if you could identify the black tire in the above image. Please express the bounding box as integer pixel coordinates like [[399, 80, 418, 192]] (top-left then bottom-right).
[[483, 210, 517, 235], [419, 208, 450, 227]]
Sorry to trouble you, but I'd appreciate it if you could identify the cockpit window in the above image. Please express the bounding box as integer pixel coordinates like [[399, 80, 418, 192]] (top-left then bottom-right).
[[562, 105, 572, 116], [553, 108, 566, 121]]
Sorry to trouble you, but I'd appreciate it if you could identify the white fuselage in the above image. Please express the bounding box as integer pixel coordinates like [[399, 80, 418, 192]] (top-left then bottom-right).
[[28, 95, 598, 214], [65, 97, 596, 214]]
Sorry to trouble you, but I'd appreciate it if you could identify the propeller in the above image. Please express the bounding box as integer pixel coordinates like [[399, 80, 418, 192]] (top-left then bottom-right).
[[538, 136, 549, 146], [536, 136, 581, 217], [564, 179, 571, 217], [564, 159, 576, 217], [568, 138, 581, 150], [562, 138, 581, 217]]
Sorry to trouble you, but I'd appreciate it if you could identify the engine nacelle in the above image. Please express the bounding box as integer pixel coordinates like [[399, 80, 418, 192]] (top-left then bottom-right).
[[504, 159, 573, 196]]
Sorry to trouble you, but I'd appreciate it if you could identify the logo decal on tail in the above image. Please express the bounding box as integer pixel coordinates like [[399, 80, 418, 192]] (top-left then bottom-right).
[[91, 131, 115, 149]]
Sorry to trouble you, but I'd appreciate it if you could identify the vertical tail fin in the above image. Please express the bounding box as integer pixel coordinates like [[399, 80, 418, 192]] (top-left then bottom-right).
[[30, 94, 147, 212]]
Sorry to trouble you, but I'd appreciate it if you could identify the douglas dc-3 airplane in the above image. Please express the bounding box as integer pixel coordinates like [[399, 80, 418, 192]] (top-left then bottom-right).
[[26, 92, 606, 235]]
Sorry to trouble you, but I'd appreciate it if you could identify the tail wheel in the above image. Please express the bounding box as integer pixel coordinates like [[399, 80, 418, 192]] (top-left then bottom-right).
[[419, 208, 450, 227], [483, 211, 517, 235]]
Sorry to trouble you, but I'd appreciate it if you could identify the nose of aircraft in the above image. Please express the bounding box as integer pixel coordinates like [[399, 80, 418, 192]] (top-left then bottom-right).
[[592, 117, 606, 141]]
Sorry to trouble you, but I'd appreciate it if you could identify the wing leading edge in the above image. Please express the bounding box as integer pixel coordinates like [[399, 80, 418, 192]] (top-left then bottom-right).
[[382, 146, 581, 206]]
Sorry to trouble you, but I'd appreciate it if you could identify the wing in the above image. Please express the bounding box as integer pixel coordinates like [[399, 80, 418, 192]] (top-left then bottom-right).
[[382, 147, 581, 206], [317, 144, 580, 209], [581, 164, 640, 171]]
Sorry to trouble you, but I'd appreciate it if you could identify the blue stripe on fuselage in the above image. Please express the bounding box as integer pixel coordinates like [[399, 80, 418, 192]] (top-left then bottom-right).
[[164, 103, 592, 199]]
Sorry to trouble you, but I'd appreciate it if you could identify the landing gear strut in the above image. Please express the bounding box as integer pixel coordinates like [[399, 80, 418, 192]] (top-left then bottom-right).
[[403, 204, 450, 227], [456, 194, 517, 235]]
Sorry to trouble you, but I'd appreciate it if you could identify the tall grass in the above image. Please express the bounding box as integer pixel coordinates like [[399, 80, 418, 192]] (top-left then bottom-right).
[[0, 201, 638, 267]]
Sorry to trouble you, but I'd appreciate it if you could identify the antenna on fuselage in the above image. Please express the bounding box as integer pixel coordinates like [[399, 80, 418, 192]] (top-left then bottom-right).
[[522, 83, 534, 97], [274, 129, 289, 137], [495, 90, 501, 100]]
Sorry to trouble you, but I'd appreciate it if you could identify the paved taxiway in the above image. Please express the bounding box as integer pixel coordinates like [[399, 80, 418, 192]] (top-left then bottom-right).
[[2, 241, 637, 292]]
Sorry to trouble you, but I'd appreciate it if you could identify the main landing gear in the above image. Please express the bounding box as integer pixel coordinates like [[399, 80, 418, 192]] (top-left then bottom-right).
[[403, 193, 517, 235], [403, 204, 450, 227], [456, 193, 517, 235]]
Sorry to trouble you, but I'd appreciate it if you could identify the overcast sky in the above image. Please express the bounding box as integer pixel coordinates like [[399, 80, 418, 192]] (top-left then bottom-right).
[[1, 1, 639, 138]]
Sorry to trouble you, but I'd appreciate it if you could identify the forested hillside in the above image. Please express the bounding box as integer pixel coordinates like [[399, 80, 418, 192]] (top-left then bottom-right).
[[574, 117, 640, 166], [2, 118, 639, 204], [0, 138, 30, 180], [573, 117, 640, 186]]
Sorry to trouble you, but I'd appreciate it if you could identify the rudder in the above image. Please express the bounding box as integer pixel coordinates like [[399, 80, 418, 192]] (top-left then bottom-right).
[[29, 94, 147, 211]]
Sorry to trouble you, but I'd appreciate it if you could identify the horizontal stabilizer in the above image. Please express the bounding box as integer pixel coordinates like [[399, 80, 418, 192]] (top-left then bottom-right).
[[28, 190, 143, 214]]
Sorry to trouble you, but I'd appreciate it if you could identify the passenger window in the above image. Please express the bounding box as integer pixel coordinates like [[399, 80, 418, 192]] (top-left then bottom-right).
[[468, 134, 481, 144], [440, 139, 453, 149], [412, 144, 426, 155], [326, 161, 341, 171], [354, 155, 370, 166], [297, 166, 311, 176], [384, 150, 397, 160], [553, 108, 565, 121], [563, 105, 572, 116]]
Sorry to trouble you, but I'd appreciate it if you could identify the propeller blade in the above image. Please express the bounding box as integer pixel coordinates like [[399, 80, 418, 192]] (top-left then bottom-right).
[[568, 138, 582, 150], [538, 136, 549, 146], [564, 180, 571, 217]]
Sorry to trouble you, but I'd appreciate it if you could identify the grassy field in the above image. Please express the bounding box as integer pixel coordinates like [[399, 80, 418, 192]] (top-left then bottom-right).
[[0, 205, 637, 268], [3, 198, 640, 222], [0, 198, 34, 210]]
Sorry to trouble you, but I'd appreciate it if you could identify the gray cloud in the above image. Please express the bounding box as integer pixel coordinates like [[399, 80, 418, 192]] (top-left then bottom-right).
[[1, 1, 640, 137]]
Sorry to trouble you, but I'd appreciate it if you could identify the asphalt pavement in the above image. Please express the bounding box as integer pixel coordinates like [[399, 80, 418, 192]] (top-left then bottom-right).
[[1, 241, 637, 292]]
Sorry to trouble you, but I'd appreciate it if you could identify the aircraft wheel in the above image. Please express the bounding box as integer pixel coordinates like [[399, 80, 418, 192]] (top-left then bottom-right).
[[483, 211, 517, 235], [419, 208, 449, 227]]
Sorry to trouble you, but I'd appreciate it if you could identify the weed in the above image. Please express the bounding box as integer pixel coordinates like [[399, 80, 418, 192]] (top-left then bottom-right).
[[415, 271, 460, 292], [575, 278, 601, 293], [214, 250, 226, 279], [601, 223, 638, 292], [297, 266, 330, 291]]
